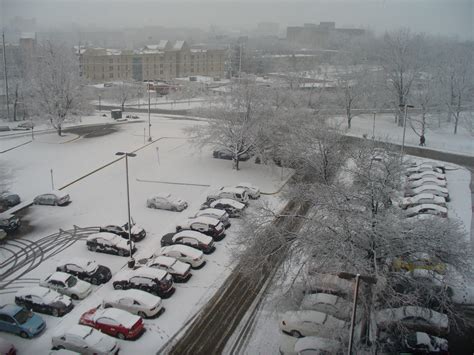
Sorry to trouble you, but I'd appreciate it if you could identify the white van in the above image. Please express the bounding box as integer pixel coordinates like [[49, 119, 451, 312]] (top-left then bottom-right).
[[206, 187, 249, 205]]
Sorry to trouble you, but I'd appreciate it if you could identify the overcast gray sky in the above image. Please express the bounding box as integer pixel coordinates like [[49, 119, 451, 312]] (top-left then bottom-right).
[[1, 0, 472, 40]]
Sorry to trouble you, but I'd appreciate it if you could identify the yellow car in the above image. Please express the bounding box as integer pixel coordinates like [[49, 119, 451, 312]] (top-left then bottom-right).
[[392, 253, 446, 274]]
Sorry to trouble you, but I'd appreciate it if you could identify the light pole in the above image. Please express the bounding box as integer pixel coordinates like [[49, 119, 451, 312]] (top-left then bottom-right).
[[98, 95, 101, 112], [338, 272, 377, 355], [148, 89, 152, 142], [372, 111, 376, 140], [115, 151, 137, 268], [400, 104, 414, 163]]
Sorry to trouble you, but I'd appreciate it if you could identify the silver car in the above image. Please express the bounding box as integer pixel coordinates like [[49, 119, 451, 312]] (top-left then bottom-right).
[[51, 324, 119, 355], [39, 272, 92, 300], [34, 190, 70, 206], [102, 289, 164, 318], [146, 193, 188, 212]]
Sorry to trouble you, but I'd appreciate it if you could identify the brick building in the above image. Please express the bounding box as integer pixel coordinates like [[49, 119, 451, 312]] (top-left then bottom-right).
[[79, 40, 226, 82]]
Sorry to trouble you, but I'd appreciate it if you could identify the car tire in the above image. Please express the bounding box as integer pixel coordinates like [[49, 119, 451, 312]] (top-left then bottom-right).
[[19, 331, 29, 339], [138, 311, 147, 318], [89, 245, 97, 252], [71, 294, 79, 300], [91, 277, 99, 285], [291, 330, 302, 338], [117, 332, 126, 340], [114, 283, 124, 290], [104, 303, 112, 308], [52, 308, 60, 317], [118, 249, 125, 257], [176, 227, 182, 232]]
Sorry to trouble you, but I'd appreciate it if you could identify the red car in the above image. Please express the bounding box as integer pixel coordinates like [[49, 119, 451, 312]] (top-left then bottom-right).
[[79, 307, 145, 340]]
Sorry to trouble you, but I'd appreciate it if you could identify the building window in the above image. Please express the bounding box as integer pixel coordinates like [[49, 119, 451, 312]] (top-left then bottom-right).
[[109, 58, 113, 63], [160, 70, 163, 74]]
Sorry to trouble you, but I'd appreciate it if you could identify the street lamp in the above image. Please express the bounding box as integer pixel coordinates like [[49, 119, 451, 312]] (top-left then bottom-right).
[[147, 89, 153, 142], [372, 111, 376, 140], [338, 272, 377, 355], [399, 104, 414, 162], [115, 151, 137, 268]]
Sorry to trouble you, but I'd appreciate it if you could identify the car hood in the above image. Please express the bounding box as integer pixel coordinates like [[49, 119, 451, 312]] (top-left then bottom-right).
[[25, 313, 45, 332], [51, 294, 73, 308], [70, 279, 92, 294], [131, 225, 144, 234], [86, 330, 117, 352], [173, 261, 191, 275]]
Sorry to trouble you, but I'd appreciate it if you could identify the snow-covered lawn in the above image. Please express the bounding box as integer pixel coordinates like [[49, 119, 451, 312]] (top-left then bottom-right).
[[0, 114, 291, 354]]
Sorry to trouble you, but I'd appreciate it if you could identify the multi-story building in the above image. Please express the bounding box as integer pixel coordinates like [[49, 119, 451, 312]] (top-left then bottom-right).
[[79, 40, 226, 82]]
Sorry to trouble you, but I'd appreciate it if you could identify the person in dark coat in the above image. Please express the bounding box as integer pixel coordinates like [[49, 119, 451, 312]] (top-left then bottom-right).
[[419, 134, 426, 146]]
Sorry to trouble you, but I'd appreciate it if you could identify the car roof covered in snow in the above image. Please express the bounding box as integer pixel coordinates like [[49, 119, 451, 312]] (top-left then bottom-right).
[[406, 204, 447, 213], [159, 245, 203, 257], [282, 310, 328, 324], [105, 289, 161, 305], [195, 208, 226, 218], [115, 267, 167, 281], [174, 230, 213, 243], [16, 286, 60, 301], [411, 185, 448, 193], [87, 232, 125, 244], [294, 336, 341, 352], [60, 257, 98, 272], [302, 293, 340, 306], [95, 308, 140, 329], [46, 272, 74, 283], [189, 216, 220, 226], [403, 193, 445, 203], [212, 198, 245, 208], [376, 306, 448, 328], [53, 324, 95, 339]]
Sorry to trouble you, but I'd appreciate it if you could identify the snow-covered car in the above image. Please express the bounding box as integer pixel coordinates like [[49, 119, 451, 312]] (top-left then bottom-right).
[[407, 177, 447, 189], [279, 310, 348, 338], [402, 332, 449, 354], [0, 194, 21, 208], [278, 334, 341, 355], [405, 269, 445, 287], [15, 286, 73, 317], [161, 230, 215, 254], [0, 213, 20, 233], [14, 121, 35, 130], [102, 289, 164, 319], [51, 325, 119, 355], [407, 171, 446, 181], [0, 337, 15, 355], [235, 182, 261, 199], [33, 190, 70, 206], [300, 293, 354, 322], [202, 198, 246, 218], [113, 267, 175, 298], [405, 204, 448, 218], [86, 232, 136, 257], [407, 162, 446, 175], [39, 272, 92, 300], [176, 216, 226, 241], [56, 258, 112, 285], [0, 304, 46, 339], [392, 253, 446, 274], [304, 273, 355, 298], [404, 185, 450, 201], [0, 230, 6, 241], [79, 307, 145, 340], [155, 245, 206, 269], [213, 149, 251, 161], [146, 193, 188, 212], [206, 187, 249, 205], [145, 256, 192, 282], [400, 193, 447, 209], [375, 306, 449, 336], [192, 208, 231, 229], [99, 222, 146, 242]]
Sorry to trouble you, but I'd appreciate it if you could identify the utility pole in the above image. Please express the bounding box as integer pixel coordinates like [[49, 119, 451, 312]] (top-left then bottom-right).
[[2, 32, 10, 120], [238, 43, 242, 80], [148, 88, 152, 142]]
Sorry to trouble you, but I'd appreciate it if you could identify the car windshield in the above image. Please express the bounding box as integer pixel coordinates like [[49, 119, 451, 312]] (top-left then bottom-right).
[[66, 276, 77, 287], [14, 308, 32, 324]]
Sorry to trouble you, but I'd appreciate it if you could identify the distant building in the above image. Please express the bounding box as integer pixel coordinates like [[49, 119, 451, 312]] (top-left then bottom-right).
[[287, 22, 365, 48], [256, 22, 280, 36], [79, 40, 226, 82]]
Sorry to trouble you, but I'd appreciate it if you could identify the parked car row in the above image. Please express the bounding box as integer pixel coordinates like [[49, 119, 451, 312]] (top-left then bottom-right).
[[402, 162, 450, 219]]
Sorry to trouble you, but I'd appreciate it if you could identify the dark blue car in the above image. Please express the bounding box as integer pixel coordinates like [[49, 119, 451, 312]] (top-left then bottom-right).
[[0, 304, 46, 338]]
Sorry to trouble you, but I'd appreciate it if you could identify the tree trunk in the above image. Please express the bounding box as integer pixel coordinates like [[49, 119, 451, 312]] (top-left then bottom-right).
[[233, 157, 240, 170], [347, 108, 352, 129]]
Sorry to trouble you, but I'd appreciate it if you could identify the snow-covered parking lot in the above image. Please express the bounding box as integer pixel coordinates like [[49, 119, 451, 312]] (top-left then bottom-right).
[[0, 114, 292, 354]]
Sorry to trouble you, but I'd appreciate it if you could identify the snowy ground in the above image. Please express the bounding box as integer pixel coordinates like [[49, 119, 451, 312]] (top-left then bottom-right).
[[0, 113, 292, 354]]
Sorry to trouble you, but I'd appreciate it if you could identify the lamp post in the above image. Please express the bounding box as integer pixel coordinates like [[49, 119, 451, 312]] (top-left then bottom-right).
[[400, 104, 414, 162], [338, 272, 377, 355], [115, 151, 137, 268], [372, 111, 376, 140], [98, 95, 101, 112], [148, 89, 152, 142]]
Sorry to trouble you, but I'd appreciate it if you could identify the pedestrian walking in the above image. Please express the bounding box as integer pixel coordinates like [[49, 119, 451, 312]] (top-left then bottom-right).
[[419, 134, 426, 146]]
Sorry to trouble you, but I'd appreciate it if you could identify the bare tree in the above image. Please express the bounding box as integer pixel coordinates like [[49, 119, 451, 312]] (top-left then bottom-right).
[[28, 41, 87, 136], [186, 80, 272, 170], [379, 29, 424, 126], [108, 81, 141, 112]]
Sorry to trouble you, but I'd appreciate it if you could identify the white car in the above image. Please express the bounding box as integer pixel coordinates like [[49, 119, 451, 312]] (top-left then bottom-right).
[[34, 190, 70, 206], [51, 324, 119, 355], [405, 204, 448, 218], [86, 232, 136, 257], [206, 187, 249, 204], [102, 289, 164, 318], [146, 256, 192, 282], [375, 306, 449, 335], [300, 293, 354, 322], [235, 182, 261, 199], [404, 185, 450, 201], [15, 286, 74, 317], [407, 177, 447, 189], [278, 334, 341, 355], [155, 245, 205, 269], [161, 230, 215, 254], [204, 198, 246, 217], [39, 272, 92, 300], [407, 171, 446, 181], [192, 208, 231, 228], [176, 216, 226, 240], [112, 267, 175, 298], [400, 193, 447, 209], [146, 193, 188, 212], [407, 162, 446, 174], [279, 310, 348, 338]]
